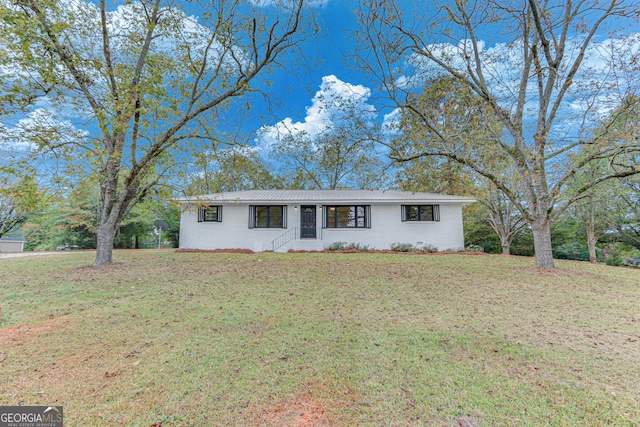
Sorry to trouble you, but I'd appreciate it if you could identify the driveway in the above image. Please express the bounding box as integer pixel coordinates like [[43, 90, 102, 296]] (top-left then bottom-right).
[[0, 251, 92, 259]]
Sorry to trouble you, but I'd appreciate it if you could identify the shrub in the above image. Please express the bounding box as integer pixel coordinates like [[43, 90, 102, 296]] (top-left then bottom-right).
[[325, 242, 370, 252], [347, 242, 370, 252], [390, 243, 416, 252], [465, 244, 485, 252], [605, 248, 624, 266], [553, 244, 590, 261], [420, 244, 438, 253], [325, 241, 347, 251]]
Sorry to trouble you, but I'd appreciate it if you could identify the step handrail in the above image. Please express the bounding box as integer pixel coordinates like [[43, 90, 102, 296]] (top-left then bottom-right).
[[272, 227, 298, 251]]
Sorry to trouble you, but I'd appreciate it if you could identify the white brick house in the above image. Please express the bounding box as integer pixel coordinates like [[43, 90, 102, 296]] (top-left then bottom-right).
[[176, 190, 475, 252]]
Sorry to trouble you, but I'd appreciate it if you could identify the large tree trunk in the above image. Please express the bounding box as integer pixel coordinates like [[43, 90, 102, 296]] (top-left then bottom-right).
[[532, 218, 555, 268], [501, 241, 511, 256], [95, 224, 116, 265], [586, 229, 598, 264], [586, 196, 597, 264]]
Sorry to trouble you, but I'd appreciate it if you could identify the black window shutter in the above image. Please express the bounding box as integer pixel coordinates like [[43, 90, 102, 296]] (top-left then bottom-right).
[[434, 205, 440, 221], [365, 205, 371, 228], [322, 205, 328, 228], [282, 205, 287, 228], [248, 205, 255, 229]]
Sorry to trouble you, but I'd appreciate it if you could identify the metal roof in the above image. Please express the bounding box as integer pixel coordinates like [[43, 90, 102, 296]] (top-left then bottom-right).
[[0, 227, 26, 242], [175, 190, 476, 204]]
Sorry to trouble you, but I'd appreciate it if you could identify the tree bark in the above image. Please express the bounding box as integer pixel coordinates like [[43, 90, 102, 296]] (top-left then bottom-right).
[[586, 229, 597, 264], [501, 242, 511, 255], [587, 196, 597, 263], [95, 223, 116, 265], [532, 218, 555, 268]]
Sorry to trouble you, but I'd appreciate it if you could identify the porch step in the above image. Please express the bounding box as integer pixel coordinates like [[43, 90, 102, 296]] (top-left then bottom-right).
[[274, 240, 325, 253]]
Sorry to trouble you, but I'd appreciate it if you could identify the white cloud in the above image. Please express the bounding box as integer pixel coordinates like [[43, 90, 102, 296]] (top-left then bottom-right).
[[402, 32, 640, 135], [256, 74, 377, 154], [0, 0, 244, 123], [0, 109, 88, 151], [381, 107, 401, 136]]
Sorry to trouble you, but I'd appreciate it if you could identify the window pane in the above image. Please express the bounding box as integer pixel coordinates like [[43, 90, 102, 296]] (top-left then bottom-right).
[[406, 205, 419, 221], [204, 206, 218, 221], [269, 206, 283, 228], [419, 205, 434, 221], [325, 206, 367, 228], [327, 207, 336, 227], [254, 206, 283, 228], [335, 207, 345, 227], [255, 206, 269, 227], [336, 206, 352, 227], [356, 206, 365, 227], [404, 205, 435, 221]]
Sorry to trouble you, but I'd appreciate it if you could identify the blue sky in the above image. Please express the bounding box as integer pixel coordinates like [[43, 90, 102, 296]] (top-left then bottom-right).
[[1, 0, 378, 174], [236, 1, 370, 142], [2, 0, 640, 178], [245, 0, 640, 151], [281, 2, 639, 144], [271, 1, 362, 99]]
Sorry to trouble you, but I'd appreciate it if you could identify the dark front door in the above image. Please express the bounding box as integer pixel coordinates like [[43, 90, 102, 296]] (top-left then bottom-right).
[[300, 206, 316, 239]]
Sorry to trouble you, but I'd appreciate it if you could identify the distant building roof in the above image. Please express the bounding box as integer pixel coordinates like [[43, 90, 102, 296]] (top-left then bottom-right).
[[175, 189, 476, 204], [0, 227, 26, 242]]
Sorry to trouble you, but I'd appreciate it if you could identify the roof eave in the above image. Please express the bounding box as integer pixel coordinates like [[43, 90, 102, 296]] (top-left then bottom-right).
[[173, 196, 477, 204]]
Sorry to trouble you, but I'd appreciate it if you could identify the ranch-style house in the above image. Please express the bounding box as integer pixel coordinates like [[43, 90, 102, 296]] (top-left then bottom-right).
[[176, 190, 475, 252]]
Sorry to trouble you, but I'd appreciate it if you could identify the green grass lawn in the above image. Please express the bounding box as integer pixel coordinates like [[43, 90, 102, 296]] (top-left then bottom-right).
[[0, 250, 638, 426]]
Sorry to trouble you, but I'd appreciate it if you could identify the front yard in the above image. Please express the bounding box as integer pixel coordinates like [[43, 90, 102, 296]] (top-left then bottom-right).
[[1, 251, 638, 426]]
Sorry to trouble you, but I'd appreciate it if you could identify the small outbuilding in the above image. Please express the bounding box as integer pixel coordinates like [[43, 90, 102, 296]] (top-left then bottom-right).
[[0, 228, 26, 253], [176, 190, 475, 253]]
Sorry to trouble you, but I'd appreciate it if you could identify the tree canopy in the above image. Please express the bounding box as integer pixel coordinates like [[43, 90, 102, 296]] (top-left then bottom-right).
[[357, 0, 640, 267], [1, 0, 313, 264]]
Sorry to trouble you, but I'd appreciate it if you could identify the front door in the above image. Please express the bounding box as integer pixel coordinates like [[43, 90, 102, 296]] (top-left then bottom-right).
[[300, 206, 316, 239]]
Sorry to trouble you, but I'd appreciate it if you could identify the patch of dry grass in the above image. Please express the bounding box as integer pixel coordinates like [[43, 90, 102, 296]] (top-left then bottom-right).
[[0, 250, 638, 426]]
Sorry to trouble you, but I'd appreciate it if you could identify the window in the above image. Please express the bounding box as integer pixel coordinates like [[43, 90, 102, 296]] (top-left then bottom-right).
[[198, 205, 222, 222], [402, 205, 440, 222], [249, 205, 286, 228], [324, 205, 370, 228]]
